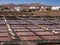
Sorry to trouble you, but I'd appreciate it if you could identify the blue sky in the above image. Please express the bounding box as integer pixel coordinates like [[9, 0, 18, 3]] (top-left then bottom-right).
[[0, 0, 60, 6]]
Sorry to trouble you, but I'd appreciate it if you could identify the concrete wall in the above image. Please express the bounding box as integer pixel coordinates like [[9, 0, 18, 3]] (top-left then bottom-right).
[[51, 6, 60, 10]]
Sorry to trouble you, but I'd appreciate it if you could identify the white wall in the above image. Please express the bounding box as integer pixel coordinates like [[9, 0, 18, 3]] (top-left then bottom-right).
[[51, 6, 60, 10], [29, 6, 39, 9], [14, 7, 21, 11]]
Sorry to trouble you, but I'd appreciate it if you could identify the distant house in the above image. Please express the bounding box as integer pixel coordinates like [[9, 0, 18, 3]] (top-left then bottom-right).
[[10, 7, 15, 12], [14, 7, 21, 11], [2, 7, 10, 12], [21, 6, 29, 12], [29, 6, 39, 9], [39, 6, 47, 11], [51, 6, 60, 10], [29, 6, 39, 12], [14, 7, 24, 12], [39, 6, 51, 11]]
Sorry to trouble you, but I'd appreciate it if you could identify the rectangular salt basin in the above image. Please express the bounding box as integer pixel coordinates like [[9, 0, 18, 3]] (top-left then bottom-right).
[[35, 32, 54, 35], [16, 32, 35, 36], [27, 26, 39, 29], [14, 29, 30, 32], [0, 20, 5, 24], [0, 33, 9, 36], [7, 20, 19, 24], [12, 26, 25, 29], [19, 36, 42, 41], [17, 20, 30, 24], [11, 25, 23, 27], [0, 26, 7, 30], [0, 37, 11, 41], [41, 35, 60, 40], [30, 29, 45, 32], [24, 25, 35, 27], [0, 30, 7, 32]]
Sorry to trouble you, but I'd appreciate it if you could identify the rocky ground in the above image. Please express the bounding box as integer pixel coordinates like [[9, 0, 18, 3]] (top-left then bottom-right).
[[33, 11, 60, 16]]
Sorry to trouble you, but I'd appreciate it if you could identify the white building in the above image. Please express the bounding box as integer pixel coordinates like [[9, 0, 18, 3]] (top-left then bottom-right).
[[29, 6, 39, 9], [51, 6, 60, 10], [41, 6, 45, 9], [40, 6, 47, 11], [14, 7, 23, 11]]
